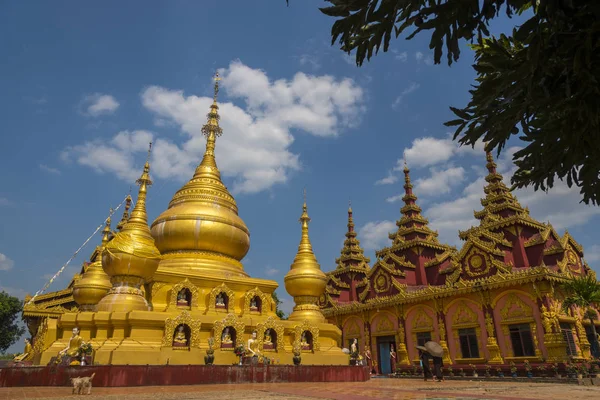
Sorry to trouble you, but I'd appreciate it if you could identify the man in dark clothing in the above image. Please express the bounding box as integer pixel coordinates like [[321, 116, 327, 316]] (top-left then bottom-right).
[[432, 356, 444, 382], [419, 350, 433, 381]]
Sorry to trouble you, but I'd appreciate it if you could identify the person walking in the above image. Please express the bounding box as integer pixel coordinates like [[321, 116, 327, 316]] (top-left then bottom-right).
[[432, 356, 444, 382], [418, 349, 433, 381]]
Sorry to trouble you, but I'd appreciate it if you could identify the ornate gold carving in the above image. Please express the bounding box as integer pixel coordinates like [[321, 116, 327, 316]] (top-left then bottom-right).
[[168, 278, 199, 309], [374, 271, 391, 293], [162, 310, 201, 348], [411, 307, 434, 331], [375, 316, 394, 333], [150, 282, 167, 299], [437, 316, 447, 341], [256, 315, 285, 352], [242, 286, 271, 315], [465, 247, 491, 277], [208, 283, 235, 312], [485, 312, 495, 337], [500, 293, 533, 322], [397, 321, 406, 343], [452, 301, 479, 327], [293, 319, 320, 351], [213, 313, 245, 349]]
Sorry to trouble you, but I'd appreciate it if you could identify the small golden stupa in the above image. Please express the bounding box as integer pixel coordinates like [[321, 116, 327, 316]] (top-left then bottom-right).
[[34, 73, 347, 366]]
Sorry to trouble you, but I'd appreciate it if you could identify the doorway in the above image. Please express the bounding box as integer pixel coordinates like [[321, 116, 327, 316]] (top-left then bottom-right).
[[376, 335, 396, 375]]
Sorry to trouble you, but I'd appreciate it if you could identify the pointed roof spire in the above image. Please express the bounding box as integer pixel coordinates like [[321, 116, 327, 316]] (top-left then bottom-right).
[[284, 189, 327, 323], [198, 72, 224, 171], [387, 160, 440, 244], [335, 201, 370, 270], [475, 144, 526, 222], [101, 214, 112, 245], [121, 142, 155, 242], [116, 194, 132, 231]]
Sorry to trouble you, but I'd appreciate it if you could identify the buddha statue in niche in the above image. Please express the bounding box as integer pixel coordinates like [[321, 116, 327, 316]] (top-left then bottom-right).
[[177, 289, 190, 307], [247, 331, 260, 358], [173, 325, 188, 347], [250, 296, 259, 311], [216, 293, 226, 308], [263, 328, 274, 350], [221, 327, 233, 348], [301, 332, 311, 350]]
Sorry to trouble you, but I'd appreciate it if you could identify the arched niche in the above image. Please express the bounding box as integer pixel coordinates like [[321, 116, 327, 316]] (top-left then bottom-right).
[[405, 305, 436, 361], [342, 316, 363, 348], [208, 283, 235, 313], [168, 278, 199, 310], [444, 299, 484, 361], [294, 320, 319, 352], [256, 316, 284, 352], [162, 310, 201, 348], [213, 313, 245, 350], [172, 323, 191, 348], [243, 287, 271, 315]]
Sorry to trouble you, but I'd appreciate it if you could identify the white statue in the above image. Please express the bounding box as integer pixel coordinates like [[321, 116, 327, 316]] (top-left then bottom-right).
[[216, 293, 225, 307], [247, 331, 260, 357]]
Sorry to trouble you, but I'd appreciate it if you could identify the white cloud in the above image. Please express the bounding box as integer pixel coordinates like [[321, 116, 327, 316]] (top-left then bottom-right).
[[297, 54, 321, 70], [386, 194, 404, 203], [63, 61, 364, 194], [375, 171, 398, 185], [358, 221, 396, 250], [399, 137, 456, 168], [61, 130, 154, 182], [415, 51, 433, 65], [392, 82, 420, 109], [265, 267, 279, 277], [391, 136, 485, 170], [414, 166, 466, 196], [395, 51, 408, 62], [0, 252, 15, 271], [0, 197, 11, 206], [39, 164, 60, 175], [585, 245, 600, 262], [81, 93, 120, 117]]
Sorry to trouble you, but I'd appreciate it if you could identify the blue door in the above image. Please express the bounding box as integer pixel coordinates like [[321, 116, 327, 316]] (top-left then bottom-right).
[[378, 342, 391, 374]]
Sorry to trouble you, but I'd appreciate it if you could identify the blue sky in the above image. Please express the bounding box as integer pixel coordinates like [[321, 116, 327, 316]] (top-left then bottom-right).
[[1, 2, 600, 353]]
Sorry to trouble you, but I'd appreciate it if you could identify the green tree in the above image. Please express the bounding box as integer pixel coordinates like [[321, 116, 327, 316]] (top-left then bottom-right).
[[562, 275, 600, 358], [303, 1, 600, 205], [272, 291, 287, 319], [0, 291, 26, 353]]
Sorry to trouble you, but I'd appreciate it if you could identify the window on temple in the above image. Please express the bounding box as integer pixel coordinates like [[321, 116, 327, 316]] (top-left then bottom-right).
[[509, 324, 535, 357], [416, 332, 432, 347], [458, 328, 480, 359], [560, 322, 578, 357]]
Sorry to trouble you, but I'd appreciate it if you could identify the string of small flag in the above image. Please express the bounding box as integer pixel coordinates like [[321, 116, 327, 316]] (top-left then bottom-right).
[[25, 195, 129, 306]]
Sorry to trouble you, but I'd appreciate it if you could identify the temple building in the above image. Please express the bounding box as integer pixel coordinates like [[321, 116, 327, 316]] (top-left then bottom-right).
[[320, 155, 600, 374], [21, 74, 347, 366]]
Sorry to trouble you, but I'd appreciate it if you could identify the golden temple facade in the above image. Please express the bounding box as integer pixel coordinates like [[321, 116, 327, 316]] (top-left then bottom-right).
[[22, 74, 347, 366], [320, 154, 600, 374]]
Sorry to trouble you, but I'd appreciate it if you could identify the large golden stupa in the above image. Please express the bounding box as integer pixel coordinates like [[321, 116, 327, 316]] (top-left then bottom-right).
[[24, 74, 347, 366]]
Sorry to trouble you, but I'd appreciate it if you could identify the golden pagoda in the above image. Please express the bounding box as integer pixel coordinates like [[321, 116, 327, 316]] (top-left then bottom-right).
[[27, 73, 347, 366]]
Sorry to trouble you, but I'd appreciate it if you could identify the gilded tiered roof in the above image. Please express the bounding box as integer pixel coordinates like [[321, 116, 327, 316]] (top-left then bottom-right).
[[333, 203, 370, 272], [377, 163, 455, 257]]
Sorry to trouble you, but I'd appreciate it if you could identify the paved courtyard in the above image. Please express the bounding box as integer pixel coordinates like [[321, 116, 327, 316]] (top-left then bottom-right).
[[1, 379, 600, 400]]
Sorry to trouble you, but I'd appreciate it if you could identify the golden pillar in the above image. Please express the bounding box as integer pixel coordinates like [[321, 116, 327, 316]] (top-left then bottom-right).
[[484, 310, 504, 364]]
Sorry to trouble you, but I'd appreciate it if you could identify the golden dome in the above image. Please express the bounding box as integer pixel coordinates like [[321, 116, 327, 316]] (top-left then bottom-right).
[[151, 73, 250, 277], [72, 217, 113, 310], [97, 152, 161, 312], [284, 193, 327, 323]]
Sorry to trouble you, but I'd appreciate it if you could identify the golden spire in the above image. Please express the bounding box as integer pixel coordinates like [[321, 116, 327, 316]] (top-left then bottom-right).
[[73, 213, 113, 311], [151, 72, 250, 278], [335, 202, 370, 270], [475, 145, 525, 222], [116, 195, 132, 231], [197, 72, 223, 171], [387, 160, 440, 245], [284, 190, 327, 323], [97, 143, 161, 312], [102, 215, 112, 245]]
